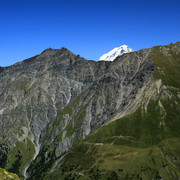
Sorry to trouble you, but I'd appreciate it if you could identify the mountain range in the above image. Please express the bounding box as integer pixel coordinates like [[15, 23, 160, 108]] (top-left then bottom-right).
[[0, 42, 180, 180]]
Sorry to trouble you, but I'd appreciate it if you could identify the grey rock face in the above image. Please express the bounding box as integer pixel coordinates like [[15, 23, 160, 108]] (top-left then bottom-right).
[[0, 48, 92, 142], [0, 46, 154, 178], [27, 48, 154, 178]]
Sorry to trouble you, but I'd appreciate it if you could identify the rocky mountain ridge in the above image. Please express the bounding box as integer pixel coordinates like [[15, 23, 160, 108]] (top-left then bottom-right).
[[0, 42, 180, 179]]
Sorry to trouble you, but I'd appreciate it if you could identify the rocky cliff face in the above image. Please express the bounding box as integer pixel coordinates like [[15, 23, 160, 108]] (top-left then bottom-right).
[[0, 42, 180, 180], [36, 48, 153, 157]]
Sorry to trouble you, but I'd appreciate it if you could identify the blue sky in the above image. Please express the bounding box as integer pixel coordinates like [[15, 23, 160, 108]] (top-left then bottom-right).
[[0, 0, 180, 66]]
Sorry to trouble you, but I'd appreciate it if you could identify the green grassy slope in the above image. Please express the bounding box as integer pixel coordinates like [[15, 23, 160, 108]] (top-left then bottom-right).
[[0, 168, 19, 180], [5, 139, 35, 179], [45, 139, 180, 180], [86, 95, 180, 147], [153, 42, 180, 88]]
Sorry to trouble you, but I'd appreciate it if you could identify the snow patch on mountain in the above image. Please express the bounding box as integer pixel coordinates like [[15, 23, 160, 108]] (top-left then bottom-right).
[[99, 45, 134, 61]]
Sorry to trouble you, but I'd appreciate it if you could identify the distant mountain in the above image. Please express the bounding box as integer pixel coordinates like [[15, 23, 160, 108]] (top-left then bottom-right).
[[0, 42, 180, 180], [99, 45, 134, 61]]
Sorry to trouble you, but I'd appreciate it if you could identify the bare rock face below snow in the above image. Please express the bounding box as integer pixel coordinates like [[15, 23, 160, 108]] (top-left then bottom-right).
[[0, 42, 180, 179]]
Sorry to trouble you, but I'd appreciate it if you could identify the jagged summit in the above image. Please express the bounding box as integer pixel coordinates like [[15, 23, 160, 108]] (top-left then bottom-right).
[[41, 47, 79, 59], [2, 47, 85, 70], [21, 47, 80, 66], [41, 47, 71, 55], [99, 45, 134, 61], [41, 47, 56, 54]]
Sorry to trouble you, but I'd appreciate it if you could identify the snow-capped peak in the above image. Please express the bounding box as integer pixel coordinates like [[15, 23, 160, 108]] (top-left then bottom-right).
[[99, 45, 134, 61]]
